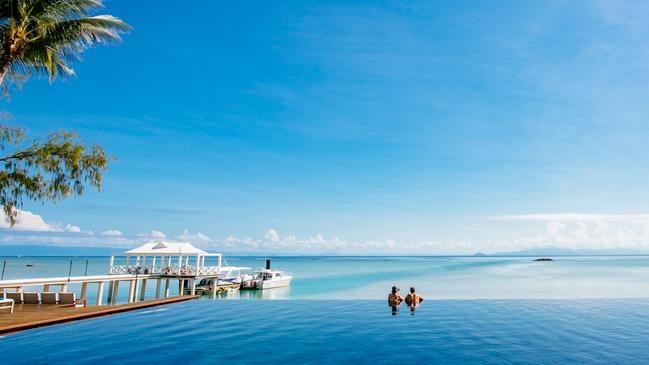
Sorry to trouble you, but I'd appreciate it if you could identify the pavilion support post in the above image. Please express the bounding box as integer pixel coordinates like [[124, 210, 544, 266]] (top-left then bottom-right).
[[140, 279, 147, 301], [212, 278, 217, 299], [96, 281, 105, 306], [190, 279, 196, 296], [106, 281, 114, 304], [155, 279, 161, 299], [61, 284, 67, 292], [128, 280, 135, 303], [80, 282, 88, 300], [132, 279, 140, 303], [164, 279, 170, 298], [179, 279, 185, 296], [111, 281, 120, 305]]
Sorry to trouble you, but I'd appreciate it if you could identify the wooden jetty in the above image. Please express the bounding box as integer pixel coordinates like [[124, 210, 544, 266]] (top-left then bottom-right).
[[0, 295, 197, 335], [0, 242, 239, 333], [0, 242, 231, 305]]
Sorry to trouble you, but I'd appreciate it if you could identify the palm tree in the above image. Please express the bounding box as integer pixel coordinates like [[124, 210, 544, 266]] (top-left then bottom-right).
[[0, 0, 130, 86]]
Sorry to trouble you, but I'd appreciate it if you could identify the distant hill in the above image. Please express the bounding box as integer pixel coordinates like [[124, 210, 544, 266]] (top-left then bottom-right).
[[489, 247, 649, 256], [0, 245, 118, 257]]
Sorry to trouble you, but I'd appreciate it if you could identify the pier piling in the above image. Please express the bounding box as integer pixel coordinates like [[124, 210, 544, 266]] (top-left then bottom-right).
[[80, 283, 88, 301], [111, 281, 119, 305], [139, 279, 147, 301], [128, 280, 135, 303], [106, 281, 114, 304], [155, 279, 161, 299], [133, 279, 140, 303], [96, 281, 105, 306]]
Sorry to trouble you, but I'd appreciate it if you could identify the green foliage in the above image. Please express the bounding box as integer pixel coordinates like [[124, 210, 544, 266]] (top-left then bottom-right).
[[0, 1, 128, 226], [0, 123, 112, 225], [0, 0, 130, 90]]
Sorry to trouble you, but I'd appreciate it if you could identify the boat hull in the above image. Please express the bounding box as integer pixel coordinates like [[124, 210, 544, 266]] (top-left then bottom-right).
[[260, 276, 292, 289], [242, 276, 292, 290]]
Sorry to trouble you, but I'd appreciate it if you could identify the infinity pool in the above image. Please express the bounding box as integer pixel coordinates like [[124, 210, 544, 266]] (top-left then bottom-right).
[[2, 299, 649, 364]]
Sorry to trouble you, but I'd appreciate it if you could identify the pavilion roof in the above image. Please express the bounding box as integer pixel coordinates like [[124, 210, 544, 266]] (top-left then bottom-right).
[[125, 241, 209, 255]]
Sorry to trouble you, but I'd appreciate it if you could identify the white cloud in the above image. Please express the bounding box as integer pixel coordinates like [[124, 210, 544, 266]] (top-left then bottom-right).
[[489, 213, 649, 222], [100, 230, 123, 237], [65, 224, 82, 233], [137, 230, 167, 239], [150, 230, 166, 239], [5, 210, 649, 254], [0, 209, 60, 232], [264, 229, 280, 242], [178, 229, 210, 242], [0, 233, 132, 247]]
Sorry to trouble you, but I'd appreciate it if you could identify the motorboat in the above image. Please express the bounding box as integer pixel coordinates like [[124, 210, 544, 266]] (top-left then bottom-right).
[[194, 266, 251, 293], [241, 260, 292, 290]]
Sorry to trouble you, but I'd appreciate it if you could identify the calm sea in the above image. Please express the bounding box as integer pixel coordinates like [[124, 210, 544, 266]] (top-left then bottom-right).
[[1, 255, 649, 300], [2, 256, 649, 363]]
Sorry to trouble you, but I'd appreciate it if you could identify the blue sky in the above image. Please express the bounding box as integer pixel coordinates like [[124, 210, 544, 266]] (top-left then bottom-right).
[[3, 0, 649, 254]]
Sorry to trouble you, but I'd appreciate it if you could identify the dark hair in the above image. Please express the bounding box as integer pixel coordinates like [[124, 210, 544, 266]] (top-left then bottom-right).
[[410, 287, 415, 293], [392, 286, 399, 294]]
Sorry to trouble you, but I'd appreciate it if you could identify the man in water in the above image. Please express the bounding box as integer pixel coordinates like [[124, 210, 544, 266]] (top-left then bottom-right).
[[404, 287, 424, 314], [387, 286, 403, 315]]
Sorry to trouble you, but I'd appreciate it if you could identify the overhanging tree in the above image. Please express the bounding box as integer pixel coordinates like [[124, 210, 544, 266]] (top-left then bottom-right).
[[0, 0, 129, 225]]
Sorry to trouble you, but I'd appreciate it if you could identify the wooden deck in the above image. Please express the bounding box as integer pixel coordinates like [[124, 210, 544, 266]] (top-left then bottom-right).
[[0, 295, 198, 335]]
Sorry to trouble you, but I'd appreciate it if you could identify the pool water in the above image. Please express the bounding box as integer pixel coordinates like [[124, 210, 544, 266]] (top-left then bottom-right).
[[2, 299, 649, 364]]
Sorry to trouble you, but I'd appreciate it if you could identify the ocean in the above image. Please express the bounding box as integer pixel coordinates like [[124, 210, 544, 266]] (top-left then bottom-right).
[[1, 255, 649, 300], [2, 256, 649, 363]]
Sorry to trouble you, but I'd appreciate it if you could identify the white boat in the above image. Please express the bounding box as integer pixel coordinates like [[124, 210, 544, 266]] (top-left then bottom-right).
[[241, 269, 292, 290], [194, 266, 251, 293], [240, 260, 292, 290]]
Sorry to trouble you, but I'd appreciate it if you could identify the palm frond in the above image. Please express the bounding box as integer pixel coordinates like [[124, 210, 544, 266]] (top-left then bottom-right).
[[0, 0, 130, 85], [24, 0, 104, 19]]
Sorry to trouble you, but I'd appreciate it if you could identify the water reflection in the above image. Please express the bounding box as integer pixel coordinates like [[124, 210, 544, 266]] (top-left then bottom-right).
[[203, 286, 292, 300], [408, 305, 417, 315], [390, 304, 400, 316]]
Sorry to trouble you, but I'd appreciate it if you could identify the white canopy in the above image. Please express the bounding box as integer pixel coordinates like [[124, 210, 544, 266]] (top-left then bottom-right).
[[125, 242, 209, 255]]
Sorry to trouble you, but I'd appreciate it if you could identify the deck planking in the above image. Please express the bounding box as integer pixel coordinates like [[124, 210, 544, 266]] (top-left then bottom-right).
[[0, 295, 198, 335]]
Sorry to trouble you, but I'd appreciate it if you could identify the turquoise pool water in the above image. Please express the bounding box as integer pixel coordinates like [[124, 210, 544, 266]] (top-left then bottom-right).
[[2, 299, 649, 364]]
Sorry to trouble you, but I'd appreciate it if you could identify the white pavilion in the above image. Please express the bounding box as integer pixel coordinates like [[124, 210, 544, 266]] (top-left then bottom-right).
[[107, 242, 223, 302]]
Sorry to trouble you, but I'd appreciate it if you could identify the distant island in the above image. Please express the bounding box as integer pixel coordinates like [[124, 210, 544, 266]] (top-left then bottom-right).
[[484, 247, 649, 257]]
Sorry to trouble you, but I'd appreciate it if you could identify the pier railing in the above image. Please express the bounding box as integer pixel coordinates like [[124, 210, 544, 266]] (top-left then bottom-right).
[[109, 265, 221, 276]]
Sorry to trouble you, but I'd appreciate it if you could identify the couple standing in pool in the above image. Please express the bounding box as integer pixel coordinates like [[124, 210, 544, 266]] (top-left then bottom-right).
[[388, 286, 424, 315]]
